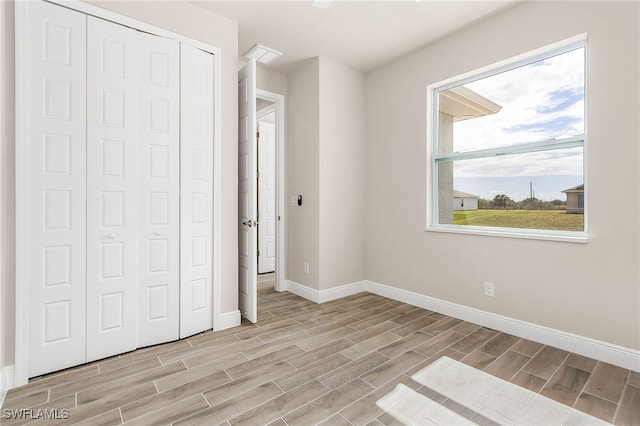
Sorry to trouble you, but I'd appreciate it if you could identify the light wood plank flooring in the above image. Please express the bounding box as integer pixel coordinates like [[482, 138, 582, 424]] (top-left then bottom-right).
[[2, 273, 638, 425]]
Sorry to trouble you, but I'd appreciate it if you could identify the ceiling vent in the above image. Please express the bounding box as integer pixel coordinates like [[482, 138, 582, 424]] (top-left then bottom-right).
[[243, 44, 283, 65], [312, 0, 334, 9]]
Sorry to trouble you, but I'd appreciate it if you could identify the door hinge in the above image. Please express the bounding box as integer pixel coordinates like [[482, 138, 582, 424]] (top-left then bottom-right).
[[257, 250, 260, 257], [256, 131, 260, 139]]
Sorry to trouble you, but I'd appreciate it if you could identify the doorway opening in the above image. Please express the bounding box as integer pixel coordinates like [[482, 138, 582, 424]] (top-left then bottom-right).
[[256, 90, 285, 298]]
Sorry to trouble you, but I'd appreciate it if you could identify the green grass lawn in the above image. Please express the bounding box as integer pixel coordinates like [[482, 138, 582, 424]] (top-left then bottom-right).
[[453, 209, 584, 231]]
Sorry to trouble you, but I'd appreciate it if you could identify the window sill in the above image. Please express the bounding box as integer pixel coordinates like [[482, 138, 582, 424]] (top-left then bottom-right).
[[425, 225, 589, 244]]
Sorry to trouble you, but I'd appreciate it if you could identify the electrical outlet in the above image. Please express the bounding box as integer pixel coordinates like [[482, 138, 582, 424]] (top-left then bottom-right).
[[484, 282, 495, 297], [303, 262, 309, 274]]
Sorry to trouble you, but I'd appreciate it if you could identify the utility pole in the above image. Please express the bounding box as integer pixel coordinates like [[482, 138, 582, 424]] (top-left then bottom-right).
[[530, 181, 533, 199]]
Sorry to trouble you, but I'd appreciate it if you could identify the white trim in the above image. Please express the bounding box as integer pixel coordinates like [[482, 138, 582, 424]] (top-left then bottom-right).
[[319, 281, 366, 303], [256, 89, 286, 293], [284, 278, 639, 372], [0, 365, 15, 406], [217, 310, 241, 331], [14, 0, 30, 389], [425, 225, 588, 244], [14, 0, 223, 386], [211, 51, 223, 332], [434, 136, 584, 163], [285, 280, 321, 303], [285, 280, 366, 304]]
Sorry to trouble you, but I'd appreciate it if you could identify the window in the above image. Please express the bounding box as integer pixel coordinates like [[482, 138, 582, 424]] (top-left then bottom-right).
[[427, 36, 587, 242]]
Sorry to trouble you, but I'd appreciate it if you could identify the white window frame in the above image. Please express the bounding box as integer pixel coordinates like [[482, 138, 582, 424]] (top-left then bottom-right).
[[426, 34, 589, 243]]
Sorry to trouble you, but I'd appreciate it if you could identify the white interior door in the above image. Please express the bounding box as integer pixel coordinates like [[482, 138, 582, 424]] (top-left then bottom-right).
[[25, 1, 88, 377], [180, 43, 214, 337], [238, 60, 258, 323], [137, 31, 180, 346], [258, 118, 276, 274], [86, 16, 138, 361]]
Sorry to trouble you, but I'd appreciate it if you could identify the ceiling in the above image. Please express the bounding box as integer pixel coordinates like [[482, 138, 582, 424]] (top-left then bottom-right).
[[191, 0, 521, 74]]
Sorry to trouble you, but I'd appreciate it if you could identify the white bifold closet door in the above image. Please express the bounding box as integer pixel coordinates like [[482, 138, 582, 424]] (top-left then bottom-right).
[[25, 1, 88, 378], [137, 31, 181, 348], [179, 44, 214, 338], [86, 16, 140, 361], [24, 1, 213, 377], [86, 17, 181, 359]]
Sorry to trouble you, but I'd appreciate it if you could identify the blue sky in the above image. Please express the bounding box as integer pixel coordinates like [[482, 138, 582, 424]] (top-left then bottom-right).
[[449, 47, 585, 201]]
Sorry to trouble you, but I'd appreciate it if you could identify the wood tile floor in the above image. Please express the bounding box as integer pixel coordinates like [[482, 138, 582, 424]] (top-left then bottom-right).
[[2, 273, 639, 425]]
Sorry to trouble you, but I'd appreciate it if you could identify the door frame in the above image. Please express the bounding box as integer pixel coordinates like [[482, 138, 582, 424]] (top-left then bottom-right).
[[13, 0, 223, 387], [256, 89, 286, 292], [256, 105, 275, 275]]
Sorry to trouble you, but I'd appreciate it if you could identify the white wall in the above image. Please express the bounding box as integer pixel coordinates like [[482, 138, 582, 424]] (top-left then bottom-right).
[[365, 1, 639, 350], [0, 0, 239, 370], [318, 57, 366, 289]]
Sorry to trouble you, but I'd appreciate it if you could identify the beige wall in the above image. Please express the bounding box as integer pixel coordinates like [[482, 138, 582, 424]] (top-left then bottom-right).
[[318, 57, 366, 289], [257, 65, 287, 96], [0, 0, 16, 369], [1, 0, 239, 369], [287, 58, 320, 288], [286, 57, 366, 290], [365, 1, 639, 350]]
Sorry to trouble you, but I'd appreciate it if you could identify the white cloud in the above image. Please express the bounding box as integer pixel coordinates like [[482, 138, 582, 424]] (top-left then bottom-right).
[[452, 147, 583, 178], [448, 46, 586, 163]]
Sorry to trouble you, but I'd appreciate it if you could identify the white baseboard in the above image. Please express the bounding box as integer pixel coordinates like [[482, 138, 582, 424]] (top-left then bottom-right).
[[216, 310, 241, 331], [0, 365, 15, 405], [283, 279, 640, 372], [320, 281, 367, 303], [364, 280, 640, 372], [285, 280, 366, 303], [285, 280, 320, 302]]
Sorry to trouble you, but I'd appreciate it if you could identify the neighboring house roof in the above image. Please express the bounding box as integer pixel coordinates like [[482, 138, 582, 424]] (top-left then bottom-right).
[[439, 86, 502, 122], [562, 184, 584, 193], [453, 190, 480, 199]]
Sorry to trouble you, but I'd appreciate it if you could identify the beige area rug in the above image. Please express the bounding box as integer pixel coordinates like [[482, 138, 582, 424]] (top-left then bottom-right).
[[377, 356, 611, 425]]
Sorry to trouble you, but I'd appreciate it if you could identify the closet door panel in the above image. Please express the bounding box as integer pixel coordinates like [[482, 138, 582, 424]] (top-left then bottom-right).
[[137, 32, 180, 347], [86, 16, 138, 361], [180, 44, 214, 337], [25, 1, 87, 377]]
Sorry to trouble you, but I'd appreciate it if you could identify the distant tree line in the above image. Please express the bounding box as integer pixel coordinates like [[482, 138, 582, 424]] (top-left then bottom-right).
[[478, 194, 566, 210]]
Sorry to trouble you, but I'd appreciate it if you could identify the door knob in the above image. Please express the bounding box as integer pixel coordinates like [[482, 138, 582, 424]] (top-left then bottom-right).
[[154, 230, 162, 236], [242, 220, 253, 227], [107, 233, 116, 240]]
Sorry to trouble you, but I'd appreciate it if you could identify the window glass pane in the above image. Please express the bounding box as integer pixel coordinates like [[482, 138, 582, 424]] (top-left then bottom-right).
[[437, 47, 585, 154], [437, 147, 584, 232]]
